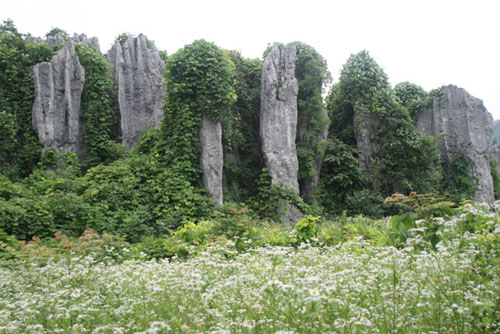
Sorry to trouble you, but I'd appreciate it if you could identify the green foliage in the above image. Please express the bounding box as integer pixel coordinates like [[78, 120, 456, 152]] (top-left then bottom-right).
[[159, 40, 236, 188], [75, 43, 122, 168], [294, 42, 331, 201], [247, 168, 309, 221], [321, 50, 440, 213], [316, 138, 367, 215], [45, 27, 69, 40], [116, 33, 131, 46], [222, 51, 263, 202], [383, 192, 455, 217], [164, 39, 236, 124], [441, 153, 478, 203], [490, 158, 500, 200], [394, 81, 427, 118], [294, 215, 319, 241], [0, 20, 57, 178]]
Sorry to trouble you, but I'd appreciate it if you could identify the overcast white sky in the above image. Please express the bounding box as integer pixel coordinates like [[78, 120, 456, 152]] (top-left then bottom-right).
[[3, 0, 500, 119]]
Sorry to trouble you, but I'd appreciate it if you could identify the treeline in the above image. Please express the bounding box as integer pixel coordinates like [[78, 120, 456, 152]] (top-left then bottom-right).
[[0, 21, 494, 241]]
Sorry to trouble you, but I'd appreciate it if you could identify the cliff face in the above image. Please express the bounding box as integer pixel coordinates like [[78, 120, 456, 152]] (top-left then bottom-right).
[[260, 43, 302, 222], [32, 41, 85, 154], [416, 85, 494, 204], [107, 34, 165, 147]]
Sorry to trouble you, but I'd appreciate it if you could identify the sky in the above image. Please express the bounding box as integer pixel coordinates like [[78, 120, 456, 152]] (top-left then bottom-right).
[[3, 0, 500, 119]]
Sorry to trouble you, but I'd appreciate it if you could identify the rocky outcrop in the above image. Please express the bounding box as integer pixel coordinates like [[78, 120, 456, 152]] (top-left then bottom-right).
[[26, 32, 100, 51], [416, 85, 494, 204], [260, 43, 302, 222], [298, 109, 329, 200], [199, 113, 223, 204], [32, 41, 85, 154], [72, 33, 100, 51], [107, 34, 165, 147], [45, 33, 66, 46]]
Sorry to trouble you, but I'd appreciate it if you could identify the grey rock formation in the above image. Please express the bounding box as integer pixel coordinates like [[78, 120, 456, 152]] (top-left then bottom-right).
[[199, 113, 224, 204], [298, 109, 329, 201], [260, 43, 303, 223], [107, 34, 165, 147], [354, 107, 379, 170], [32, 41, 85, 154], [72, 33, 100, 52], [25, 34, 43, 44], [416, 85, 494, 204], [260, 43, 300, 192], [46, 33, 66, 46], [26, 32, 100, 52]]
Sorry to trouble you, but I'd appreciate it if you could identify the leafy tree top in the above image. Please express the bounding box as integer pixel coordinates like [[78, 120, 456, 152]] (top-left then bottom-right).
[[164, 39, 236, 123], [339, 50, 390, 104], [394, 81, 427, 118]]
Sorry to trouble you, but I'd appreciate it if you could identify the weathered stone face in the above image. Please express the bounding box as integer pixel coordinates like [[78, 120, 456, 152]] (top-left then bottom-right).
[[416, 85, 494, 204], [260, 43, 303, 223], [106, 34, 165, 147], [199, 113, 224, 205], [260, 43, 300, 193], [32, 41, 85, 154]]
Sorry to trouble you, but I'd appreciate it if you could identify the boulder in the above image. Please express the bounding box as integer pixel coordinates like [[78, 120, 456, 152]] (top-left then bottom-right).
[[106, 34, 165, 147], [260, 43, 302, 222], [199, 113, 223, 204], [32, 41, 85, 154], [416, 85, 494, 204]]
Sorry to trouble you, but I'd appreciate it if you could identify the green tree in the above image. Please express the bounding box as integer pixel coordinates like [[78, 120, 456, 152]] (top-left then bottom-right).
[[321, 51, 440, 215], [394, 81, 427, 119]]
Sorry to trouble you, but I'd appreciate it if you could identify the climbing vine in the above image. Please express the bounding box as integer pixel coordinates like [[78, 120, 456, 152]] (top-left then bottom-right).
[[222, 51, 263, 202], [0, 20, 58, 179], [441, 153, 477, 203], [75, 43, 122, 168], [294, 42, 331, 201], [160, 40, 236, 176]]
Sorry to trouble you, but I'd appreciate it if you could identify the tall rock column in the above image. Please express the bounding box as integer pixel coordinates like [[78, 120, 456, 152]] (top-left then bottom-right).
[[107, 34, 165, 147], [199, 113, 224, 204], [260, 43, 302, 222], [32, 41, 85, 154], [416, 85, 494, 204]]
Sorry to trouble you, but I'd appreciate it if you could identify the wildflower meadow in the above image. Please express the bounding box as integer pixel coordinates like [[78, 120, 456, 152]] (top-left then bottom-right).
[[1, 203, 499, 333]]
